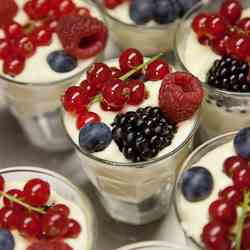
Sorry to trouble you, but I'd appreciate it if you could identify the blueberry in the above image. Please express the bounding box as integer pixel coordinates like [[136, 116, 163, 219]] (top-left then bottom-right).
[[47, 50, 77, 73], [234, 127, 250, 159], [79, 123, 112, 153], [154, 0, 179, 24], [181, 166, 214, 202], [177, 0, 201, 16], [0, 229, 15, 250], [129, 0, 155, 25]]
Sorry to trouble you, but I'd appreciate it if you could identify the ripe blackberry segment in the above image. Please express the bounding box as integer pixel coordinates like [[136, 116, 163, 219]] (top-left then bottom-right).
[[111, 106, 177, 163], [206, 56, 250, 92]]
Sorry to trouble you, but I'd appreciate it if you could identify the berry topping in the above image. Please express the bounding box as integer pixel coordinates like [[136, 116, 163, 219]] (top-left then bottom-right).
[[0, 40, 12, 60], [104, 0, 123, 9], [0, 176, 5, 192], [0, 229, 15, 250], [4, 22, 23, 40], [192, 12, 210, 37], [119, 48, 144, 73], [223, 155, 249, 177], [145, 59, 171, 81], [79, 122, 112, 153], [211, 34, 229, 56], [206, 14, 228, 40], [126, 79, 145, 105], [220, 0, 242, 25], [0, 207, 19, 229], [64, 219, 81, 238], [53, 0, 76, 18], [233, 167, 250, 190], [3, 189, 24, 211], [32, 27, 52, 46], [76, 112, 101, 129], [111, 107, 177, 162], [159, 72, 203, 123], [29, 0, 51, 20], [16, 36, 36, 59], [238, 18, 250, 32], [207, 56, 250, 92], [80, 80, 99, 98], [0, 0, 18, 27], [23, 178, 50, 207], [3, 55, 25, 77], [219, 186, 243, 205], [234, 128, 250, 159], [48, 204, 70, 217], [47, 51, 78, 73], [57, 15, 108, 59], [181, 166, 214, 202], [27, 240, 73, 250]]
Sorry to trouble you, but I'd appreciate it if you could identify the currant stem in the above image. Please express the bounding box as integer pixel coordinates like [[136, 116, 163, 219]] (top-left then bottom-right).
[[0, 191, 46, 215], [235, 191, 250, 250]]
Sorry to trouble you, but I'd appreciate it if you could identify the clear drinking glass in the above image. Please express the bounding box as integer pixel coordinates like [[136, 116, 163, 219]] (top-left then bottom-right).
[[0, 166, 96, 250], [175, 0, 250, 142], [175, 131, 236, 250]]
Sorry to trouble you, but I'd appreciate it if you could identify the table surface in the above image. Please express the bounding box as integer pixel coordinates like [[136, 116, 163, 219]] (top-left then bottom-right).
[[0, 41, 188, 250]]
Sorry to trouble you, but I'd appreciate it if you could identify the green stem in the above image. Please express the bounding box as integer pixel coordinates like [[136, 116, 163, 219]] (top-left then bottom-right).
[[0, 191, 46, 215], [236, 191, 250, 250]]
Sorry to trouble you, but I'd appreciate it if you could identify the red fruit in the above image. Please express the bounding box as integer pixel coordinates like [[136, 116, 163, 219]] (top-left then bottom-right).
[[42, 211, 68, 238], [87, 63, 112, 90], [119, 48, 144, 73], [233, 167, 250, 190], [102, 78, 130, 107], [27, 240, 73, 250], [16, 36, 36, 58], [223, 155, 248, 177], [64, 219, 81, 238], [100, 99, 124, 112], [3, 189, 24, 211], [202, 221, 231, 250], [62, 86, 90, 112], [48, 204, 70, 217], [110, 67, 123, 78], [76, 112, 101, 129], [31, 0, 51, 19], [159, 72, 203, 123], [24, 1, 37, 20], [211, 34, 230, 56], [76, 7, 91, 16], [3, 55, 25, 76], [0, 175, 5, 191], [126, 79, 145, 105], [0, 39, 13, 60], [145, 59, 171, 81], [23, 178, 50, 207], [220, 0, 242, 25], [219, 186, 243, 205], [57, 15, 108, 59], [32, 27, 52, 46], [54, 0, 76, 18], [209, 199, 237, 225], [0, 207, 19, 229], [44, 19, 58, 33], [18, 212, 42, 238], [104, 0, 123, 9], [206, 14, 228, 40], [80, 80, 99, 97], [0, 0, 18, 27], [198, 36, 210, 45], [192, 12, 210, 36], [238, 18, 250, 33], [4, 22, 23, 40]]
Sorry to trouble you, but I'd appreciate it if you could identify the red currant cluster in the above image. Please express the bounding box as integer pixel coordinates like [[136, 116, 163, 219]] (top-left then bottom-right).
[[0, 0, 91, 76], [62, 48, 171, 130], [0, 176, 81, 241], [103, 0, 127, 10], [192, 0, 250, 62], [202, 155, 250, 250]]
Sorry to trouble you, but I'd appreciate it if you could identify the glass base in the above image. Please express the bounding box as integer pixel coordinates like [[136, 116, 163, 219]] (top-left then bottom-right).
[[97, 184, 173, 225]]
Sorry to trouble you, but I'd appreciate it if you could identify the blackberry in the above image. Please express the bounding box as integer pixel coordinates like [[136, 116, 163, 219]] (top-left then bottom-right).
[[206, 56, 250, 92], [111, 106, 177, 163]]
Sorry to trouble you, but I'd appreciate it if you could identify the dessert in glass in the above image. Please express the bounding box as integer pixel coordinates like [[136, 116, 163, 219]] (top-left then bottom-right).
[[0, 0, 108, 151], [95, 0, 201, 55], [0, 166, 95, 250], [175, 127, 250, 250], [176, 0, 250, 141], [62, 48, 203, 225]]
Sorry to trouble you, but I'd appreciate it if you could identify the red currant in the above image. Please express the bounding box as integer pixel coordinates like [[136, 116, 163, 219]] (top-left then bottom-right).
[[23, 178, 50, 207], [100, 99, 124, 112], [54, 0, 76, 18], [209, 199, 237, 225], [0, 207, 19, 229], [87, 63, 112, 91], [31, 0, 51, 19], [206, 15, 228, 40], [3, 189, 24, 211], [4, 22, 23, 40], [233, 167, 250, 190], [238, 18, 250, 33], [102, 78, 129, 107], [192, 12, 210, 37], [80, 80, 99, 98], [18, 212, 42, 238], [16, 36, 36, 58], [126, 80, 145, 105], [64, 219, 81, 238], [42, 211, 68, 238], [32, 27, 52, 46], [0, 39, 13, 60], [211, 34, 230, 56], [219, 185, 243, 205], [76, 112, 101, 129], [0, 175, 5, 192], [3, 55, 25, 76], [119, 48, 144, 73], [220, 0, 242, 25], [223, 155, 248, 177], [103, 0, 123, 9], [145, 59, 171, 81], [76, 7, 91, 16], [44, 19, 58, 33], [48, 204, 70, 217], [24, 1, 37, 20], [110, 67, 123, 79]]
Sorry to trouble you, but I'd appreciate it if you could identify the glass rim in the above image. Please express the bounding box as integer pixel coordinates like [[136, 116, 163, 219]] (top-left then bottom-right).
[[62, 108, 200, 168], [93, 0, 178, 30], [174, 1, 250, 98], [174, 130, 237, 249], [0, 165, 96, 250]]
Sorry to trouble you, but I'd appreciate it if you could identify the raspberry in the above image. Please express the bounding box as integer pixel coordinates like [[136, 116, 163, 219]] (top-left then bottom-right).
[[159, 72, 203, 123], [0, 0, 18, 27], [27, 240, 73, 250], [57, 15, 108, 59]]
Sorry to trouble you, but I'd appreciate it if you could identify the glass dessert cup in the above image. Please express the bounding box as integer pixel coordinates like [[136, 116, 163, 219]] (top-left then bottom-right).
[[175, 131, 236, 250], [0, 166, 96, 250], [94, 0, 179, 55], [116, 241, 192, 250], [63, 109, 200, 225], [175, 0, 250, 141]]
